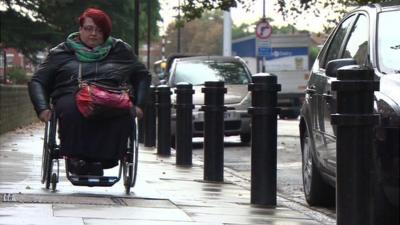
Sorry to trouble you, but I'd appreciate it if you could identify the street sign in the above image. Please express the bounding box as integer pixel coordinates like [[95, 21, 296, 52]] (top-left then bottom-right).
[[255, 19, 272, 40], [256, 36, 271, 57], [256, 39, 271, 47], [258, 47, 271, 57]]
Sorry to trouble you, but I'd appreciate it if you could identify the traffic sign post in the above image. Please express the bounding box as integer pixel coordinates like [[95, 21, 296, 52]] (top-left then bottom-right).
[[255, 18, 273, 72]]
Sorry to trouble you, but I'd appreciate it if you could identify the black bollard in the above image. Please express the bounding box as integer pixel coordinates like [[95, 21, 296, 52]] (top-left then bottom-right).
[[201, 81, 226, 182], [144, 85, 156, 147], [174, 82, 194, 166], [248, 74, 281, 206], [331, 66, 379, 225], [156, 85, 172, 156]]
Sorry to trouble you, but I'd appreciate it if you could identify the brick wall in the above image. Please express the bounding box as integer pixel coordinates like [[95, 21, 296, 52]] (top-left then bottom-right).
[[0, 84, 38, 134]]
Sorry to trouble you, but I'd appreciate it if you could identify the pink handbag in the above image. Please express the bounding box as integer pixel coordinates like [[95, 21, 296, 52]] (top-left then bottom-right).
[[75, 64, 133, 119]]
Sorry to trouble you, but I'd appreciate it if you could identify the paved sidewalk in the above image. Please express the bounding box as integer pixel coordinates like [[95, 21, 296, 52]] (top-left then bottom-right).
[[0, 123, 323, 225]]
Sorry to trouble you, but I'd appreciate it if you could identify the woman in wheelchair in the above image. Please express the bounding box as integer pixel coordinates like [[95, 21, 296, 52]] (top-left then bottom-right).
[[28, 8, 150, 177]]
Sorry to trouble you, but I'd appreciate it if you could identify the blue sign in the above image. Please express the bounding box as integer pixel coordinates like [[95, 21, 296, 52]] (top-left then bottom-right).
[[258, 47, 271, 57], [265, 47, 308, 60]]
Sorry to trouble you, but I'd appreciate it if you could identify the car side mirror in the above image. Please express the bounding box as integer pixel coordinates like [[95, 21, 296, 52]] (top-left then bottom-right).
[[326, 58, 357, 77]]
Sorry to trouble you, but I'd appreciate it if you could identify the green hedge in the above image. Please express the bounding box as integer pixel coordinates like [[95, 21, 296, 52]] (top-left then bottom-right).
[[7, 67, 29, 84]]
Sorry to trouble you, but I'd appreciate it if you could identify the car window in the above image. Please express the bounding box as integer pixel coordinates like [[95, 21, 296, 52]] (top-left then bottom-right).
[[323, 15, 355, 68], [172, 60, 251, 86], [378, 10, 400, 74], [342, 15, 369, 65]]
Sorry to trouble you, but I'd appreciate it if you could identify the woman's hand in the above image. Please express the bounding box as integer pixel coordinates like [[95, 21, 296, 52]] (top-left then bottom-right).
[[135, 106, 144, 119], [39, 109, 52, 122]]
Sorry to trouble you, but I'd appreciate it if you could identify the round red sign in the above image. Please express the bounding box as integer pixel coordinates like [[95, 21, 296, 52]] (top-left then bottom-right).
[[256, 20, 272, 40]]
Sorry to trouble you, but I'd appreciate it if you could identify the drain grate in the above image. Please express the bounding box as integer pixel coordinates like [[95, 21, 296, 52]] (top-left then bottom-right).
[[1, 193, 176, 208], [3, 193, 16, 202], [2, 193, 116, 205]]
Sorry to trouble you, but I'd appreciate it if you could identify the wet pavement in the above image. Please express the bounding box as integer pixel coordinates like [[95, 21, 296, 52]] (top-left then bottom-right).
[[0, 123, 326, 225]]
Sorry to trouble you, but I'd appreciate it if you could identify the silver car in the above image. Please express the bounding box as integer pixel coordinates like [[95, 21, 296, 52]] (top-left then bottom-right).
[[165, 56, 253, 146]]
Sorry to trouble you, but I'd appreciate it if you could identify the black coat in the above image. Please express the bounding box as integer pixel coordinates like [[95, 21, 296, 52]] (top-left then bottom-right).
[[28, 38, 151, 115]]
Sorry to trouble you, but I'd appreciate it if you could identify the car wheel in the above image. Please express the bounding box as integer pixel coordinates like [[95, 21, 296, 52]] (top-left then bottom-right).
[[371, 136, 399, 225], [240, 133, 251, 144], [302, 129, 335, 207], [373, 182, 399, 225]]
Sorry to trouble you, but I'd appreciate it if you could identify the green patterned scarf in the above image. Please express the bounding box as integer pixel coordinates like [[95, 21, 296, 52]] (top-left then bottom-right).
[[66, 32, 113, 62]]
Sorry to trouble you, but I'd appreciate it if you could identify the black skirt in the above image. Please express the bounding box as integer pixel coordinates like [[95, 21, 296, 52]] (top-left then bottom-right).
[[55, 94, 133, 162]]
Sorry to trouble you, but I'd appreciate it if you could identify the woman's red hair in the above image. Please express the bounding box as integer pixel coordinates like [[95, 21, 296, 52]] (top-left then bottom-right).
[[79, 8, 112, 39]]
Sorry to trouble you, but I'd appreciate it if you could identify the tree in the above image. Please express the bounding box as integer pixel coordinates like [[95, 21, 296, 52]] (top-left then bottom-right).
[[232, 23, 253, 40], [178, 0, 392, 32], [179, 0, 391, 20], [0, 0, 161, 62], [164, 10, 223, 56], [277, 0, 389, 13]]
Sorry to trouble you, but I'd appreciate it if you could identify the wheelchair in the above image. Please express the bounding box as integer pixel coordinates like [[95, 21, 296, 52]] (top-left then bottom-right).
[[41, 109, 139, 194]]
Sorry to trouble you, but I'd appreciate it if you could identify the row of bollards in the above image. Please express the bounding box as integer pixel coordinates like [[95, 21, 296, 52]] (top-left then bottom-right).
[[144, 75, 280, 206], [141, 68, 379, 224]]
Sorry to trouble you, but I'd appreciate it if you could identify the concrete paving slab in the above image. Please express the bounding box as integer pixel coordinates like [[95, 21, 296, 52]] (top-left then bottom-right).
[[122, 198, 177, 208], [171, 198, 245, 208], [53, 204, 192, 221], [0, 203, 84, 225], [84, 219, 212, 225], [187, 213, 320, 225], [182, 206, 312, 218]]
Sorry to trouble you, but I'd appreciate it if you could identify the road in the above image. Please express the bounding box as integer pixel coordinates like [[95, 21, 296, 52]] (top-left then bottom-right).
[[192, 119, 337, 220]]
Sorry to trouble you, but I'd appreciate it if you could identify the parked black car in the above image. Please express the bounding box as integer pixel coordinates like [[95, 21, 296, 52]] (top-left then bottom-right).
[[299, 2, 399, 221]]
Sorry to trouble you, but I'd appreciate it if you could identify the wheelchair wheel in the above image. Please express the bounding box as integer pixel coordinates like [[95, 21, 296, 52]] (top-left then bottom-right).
[[43, 112, 58, 189], [41, 122, 50, 184], [124, 117, 139, 194], [45, 161, 53, 189]]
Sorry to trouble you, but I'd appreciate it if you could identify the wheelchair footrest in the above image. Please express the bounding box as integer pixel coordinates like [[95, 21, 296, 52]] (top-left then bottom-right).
[[68, 175, 120, 187]]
